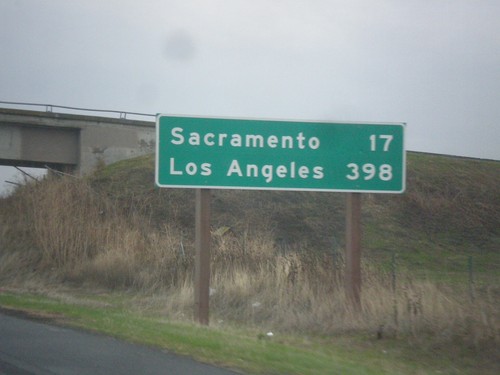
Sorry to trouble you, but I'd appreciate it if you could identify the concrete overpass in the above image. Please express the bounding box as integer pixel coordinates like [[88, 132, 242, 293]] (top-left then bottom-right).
[[0, 107, 155, 175]]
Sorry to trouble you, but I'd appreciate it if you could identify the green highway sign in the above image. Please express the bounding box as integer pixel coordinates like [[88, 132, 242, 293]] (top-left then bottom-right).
[[156, 115, 406, 193]]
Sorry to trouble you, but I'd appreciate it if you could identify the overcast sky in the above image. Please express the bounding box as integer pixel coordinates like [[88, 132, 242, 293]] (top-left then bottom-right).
[[1, 0, 499, 192]]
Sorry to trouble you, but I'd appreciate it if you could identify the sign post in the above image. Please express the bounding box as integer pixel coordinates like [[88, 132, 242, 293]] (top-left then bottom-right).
[[194, 188, 211, 325], [156, 115, 406, 321], [345, 192, 362, 307]]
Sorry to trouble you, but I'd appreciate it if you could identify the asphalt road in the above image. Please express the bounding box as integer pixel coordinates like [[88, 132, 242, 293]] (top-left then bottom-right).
[[0, 311, 239, 375]]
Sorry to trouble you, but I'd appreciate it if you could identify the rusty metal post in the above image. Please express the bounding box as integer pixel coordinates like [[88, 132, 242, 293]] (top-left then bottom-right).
[[194, 188, 211, 325], [345, 192, 362, 308]]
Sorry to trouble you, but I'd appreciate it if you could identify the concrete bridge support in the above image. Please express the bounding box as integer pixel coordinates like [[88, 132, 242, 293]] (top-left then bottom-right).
[[0, 108, 155, 175]]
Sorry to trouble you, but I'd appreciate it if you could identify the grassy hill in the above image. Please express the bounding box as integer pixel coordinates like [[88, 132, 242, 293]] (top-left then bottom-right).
[[0, 151, 499, 374], [90, 152, 499, 282], [1, 150, 498, 299]]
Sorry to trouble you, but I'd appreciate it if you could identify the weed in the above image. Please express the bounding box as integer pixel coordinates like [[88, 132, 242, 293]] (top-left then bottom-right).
[[0, 152, 499, 371]]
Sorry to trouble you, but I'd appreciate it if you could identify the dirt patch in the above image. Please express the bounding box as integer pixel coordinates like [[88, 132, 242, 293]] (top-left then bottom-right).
[[0, 306, 66, 325]]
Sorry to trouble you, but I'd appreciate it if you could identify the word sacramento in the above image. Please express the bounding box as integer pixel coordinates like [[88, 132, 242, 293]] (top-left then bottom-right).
[[169, 127, 321, 150]]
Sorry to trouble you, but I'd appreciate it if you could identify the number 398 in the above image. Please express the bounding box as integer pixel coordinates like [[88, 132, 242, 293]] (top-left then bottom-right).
[[346, 163, 393, 181]]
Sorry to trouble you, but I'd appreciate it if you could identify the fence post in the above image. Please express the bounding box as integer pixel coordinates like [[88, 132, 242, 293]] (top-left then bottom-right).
[[392, 252, 398, 328], [468, 255, 475, 302]]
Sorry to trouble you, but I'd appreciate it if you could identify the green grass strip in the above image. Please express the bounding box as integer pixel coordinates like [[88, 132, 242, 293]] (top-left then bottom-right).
[[0, 291, 452, 374]]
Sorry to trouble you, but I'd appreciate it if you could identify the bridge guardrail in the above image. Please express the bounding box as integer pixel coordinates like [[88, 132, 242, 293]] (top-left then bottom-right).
[[0, 100, 155, 122]]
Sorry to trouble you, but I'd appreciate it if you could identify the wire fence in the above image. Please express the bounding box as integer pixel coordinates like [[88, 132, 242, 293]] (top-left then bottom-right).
[[387, 251, 498, 300]]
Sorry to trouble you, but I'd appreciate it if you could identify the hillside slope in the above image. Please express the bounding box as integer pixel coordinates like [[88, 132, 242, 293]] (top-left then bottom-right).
[[90, 152, 499, 281], [1, 151, 499, 373]]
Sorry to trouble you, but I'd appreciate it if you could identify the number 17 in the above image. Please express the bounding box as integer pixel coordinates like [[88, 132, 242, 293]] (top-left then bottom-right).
[[370, 134, 393, 152]]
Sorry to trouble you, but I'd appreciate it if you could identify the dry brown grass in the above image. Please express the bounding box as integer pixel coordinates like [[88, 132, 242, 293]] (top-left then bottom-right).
[[0, 174, 498, 359]]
